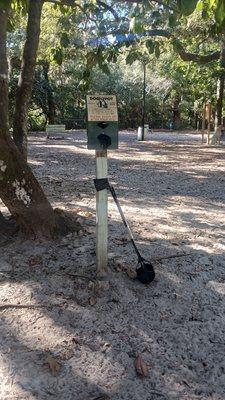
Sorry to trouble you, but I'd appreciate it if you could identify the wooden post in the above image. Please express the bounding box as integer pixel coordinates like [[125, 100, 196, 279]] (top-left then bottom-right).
[[202, 105, 206, 144], [96, 150, 108, 276], [207, 103, 212, 145]]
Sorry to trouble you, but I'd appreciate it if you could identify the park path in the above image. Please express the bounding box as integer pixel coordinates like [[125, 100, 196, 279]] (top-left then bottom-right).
[[0, 130, 225, 400]]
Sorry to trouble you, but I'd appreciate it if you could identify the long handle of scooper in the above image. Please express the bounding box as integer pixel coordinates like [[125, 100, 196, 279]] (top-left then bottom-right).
[[108, 185, 143, 262]]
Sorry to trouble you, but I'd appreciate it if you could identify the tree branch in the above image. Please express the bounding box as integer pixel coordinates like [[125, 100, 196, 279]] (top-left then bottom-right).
[[177, 48, 220, 64], [171, 38, 220, 64], [143, 30, 220, 63]]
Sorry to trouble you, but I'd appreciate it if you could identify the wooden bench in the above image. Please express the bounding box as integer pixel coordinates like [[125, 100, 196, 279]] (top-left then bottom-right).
[[46, 124, 66, 139]]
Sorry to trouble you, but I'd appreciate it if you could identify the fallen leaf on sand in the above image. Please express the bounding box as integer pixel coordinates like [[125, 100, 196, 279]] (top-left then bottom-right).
[[134, 354, 149, 377], [89, 297, 97, 306], [45, 355, 61, 376], [126, 267, 137, 279], [115, 260, 127, 272], [115, 261, 136, 278], [96, 281, 110, 291], [84, 211, 93, 218], [114, 236, 129, 245], [170, 240, 179, 246], [28, 255, 43, 267], [102, 342, 111, 353], [160, 312, 168, 321]]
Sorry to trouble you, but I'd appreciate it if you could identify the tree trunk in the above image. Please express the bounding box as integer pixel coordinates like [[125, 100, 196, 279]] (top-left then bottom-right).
[[215, 39, 225, 130], [13, 0, 44, 158], [0, 7, 56, 239], [215, 75, 224, 129], [42, 61, 56, 124], [172, 95, 181, 129]]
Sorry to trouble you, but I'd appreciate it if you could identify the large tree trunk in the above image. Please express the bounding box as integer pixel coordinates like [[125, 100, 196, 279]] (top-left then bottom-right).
[[13, 0, 44, 158], [215, 39, 225, 130], [0, 7, 56, 239], [42, 61, 56, 124]]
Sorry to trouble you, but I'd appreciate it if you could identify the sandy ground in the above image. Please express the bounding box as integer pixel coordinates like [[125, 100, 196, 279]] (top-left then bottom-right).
[[0, 130, 225, 400]]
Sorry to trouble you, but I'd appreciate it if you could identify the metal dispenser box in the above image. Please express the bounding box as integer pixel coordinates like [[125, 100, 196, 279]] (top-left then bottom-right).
[[86, 95, 118, 150]]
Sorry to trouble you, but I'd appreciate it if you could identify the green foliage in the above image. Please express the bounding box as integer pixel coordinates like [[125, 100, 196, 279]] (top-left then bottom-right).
[[145, 39, 155, 54], [6, 0, 225, 133], [51, 47, 63, 65], [129, 16, 144, 34], [215, 0, 225, 27], [171, 38, 183, 53], [154, 42, 160, 58], [169, 14, 178, 28], [126, 50, 142, 65], [196, 0, 225, 30], [176, 0, 225, 30], [178, 0, 199, 16], [60, 32, 70, 48], [28, 108, 46, 131], [0, 0, 12, 9], [0, 0, 28, 12]]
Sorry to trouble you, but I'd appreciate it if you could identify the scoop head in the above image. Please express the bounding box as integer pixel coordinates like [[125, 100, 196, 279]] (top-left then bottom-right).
[[136, 261, 155, 284]]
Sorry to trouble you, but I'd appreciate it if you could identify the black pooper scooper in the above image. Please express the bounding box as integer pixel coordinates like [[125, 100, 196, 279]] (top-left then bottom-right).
[[97, 122, 111, 149], [94, 178, 155, 284]]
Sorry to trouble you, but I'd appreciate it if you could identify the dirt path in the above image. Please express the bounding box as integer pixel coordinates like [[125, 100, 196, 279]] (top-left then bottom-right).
[[0, 131, 225, 400]]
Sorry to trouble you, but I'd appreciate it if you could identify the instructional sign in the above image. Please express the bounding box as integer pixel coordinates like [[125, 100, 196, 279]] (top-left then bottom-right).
[[87, 95, 118, 122], [86, 94, 119, 150]]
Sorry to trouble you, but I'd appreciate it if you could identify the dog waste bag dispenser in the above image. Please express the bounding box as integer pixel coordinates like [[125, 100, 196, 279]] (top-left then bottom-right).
[[86, 95, 118, 150], [86, 94, 118, 277]]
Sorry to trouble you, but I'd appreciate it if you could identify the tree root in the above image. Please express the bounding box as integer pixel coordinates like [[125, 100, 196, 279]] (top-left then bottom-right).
[[54, 208, 83, 236]]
